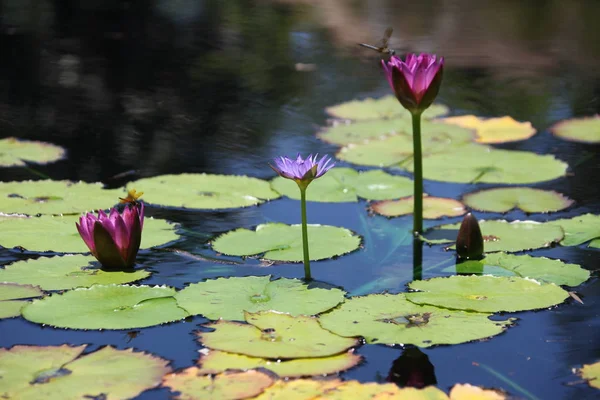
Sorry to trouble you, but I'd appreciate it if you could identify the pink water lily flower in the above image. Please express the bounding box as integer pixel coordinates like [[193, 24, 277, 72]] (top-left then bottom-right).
[[382, 53, 444, 113], [76, 204, 144, 268]]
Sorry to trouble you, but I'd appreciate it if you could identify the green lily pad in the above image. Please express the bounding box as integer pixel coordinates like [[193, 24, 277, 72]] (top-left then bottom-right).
[[198, 311, 358, 358], [462, 187, 574, 213], [578, 360, 600, 389], [0, 214, 179, 253], [318, 294, 514, 347], [126, 173, 280, 210], [0, 345, 170, 399], [0, 180, 123, 215], [252, 379, 345, 400], [547, 214, 600, 248], [162, 369, 275, 400], [371, 196, 466, 219], [550, 116, 600, 143], [325, 96, 448, 121], [22, 284, 189, 329], [197, 349, 361, 378], [316, 382, 448, 400], [425, 219, 564, 253], [271, 168, 413, 203], [406, 275, 569, 313], [176, 276, 345, 321], [211, 223, 361, 262], [441, 115, 536, 144], [0, 255, 151, 290], [452, 253, 590, 287], [0, 137, 65, 167], [0, 283, 43, 319]]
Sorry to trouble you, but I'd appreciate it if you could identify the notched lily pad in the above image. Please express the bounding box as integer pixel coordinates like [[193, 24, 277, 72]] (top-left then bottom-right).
[[449, 383, 506, 399], [176, 275, 345, 321], [441, 115, 536, 144], [211, 223, 361, 262], [0, 180, 123, 215], [371, 196, 466, 219], [462, 187, 573, 213], [198, 311, 359, 358], [550, 115, 600, 143], [318, 294, 514, 348], [314, 380, 448, 399], [0, 282, 43, 319], [578, 360, 600, 389], [406, 275, 569, 313], [0, 254, 150, 290], [252, 379, 344, 400], [547, 214, 600, 248], [0, 137, 65, 167], [22, 284, 189, 329], [0, 345, 170, 399], [126, 173, 280, 210], [325, 95, 448, 121], [271, 167, 413, 202]]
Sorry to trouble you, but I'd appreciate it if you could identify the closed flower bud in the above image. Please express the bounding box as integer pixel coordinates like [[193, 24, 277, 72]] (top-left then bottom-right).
[[456, 212, 484, 260]]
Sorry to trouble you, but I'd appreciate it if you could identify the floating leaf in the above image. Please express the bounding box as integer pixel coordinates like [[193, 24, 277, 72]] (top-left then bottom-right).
[[441, 115, 536, 144], [0, 137, 65, 167], [197, 349, 361, 378], [126, 174, 280, 210], [0, 180, 123, 215], [211, 223, 360, 262], [318, 118, 411, 145], [0, 214, 179, 253], [198, 311, 358, 358], [449, 383, 506, 399], [176, 276, 344, 321], [462, 187, 573, 213], [547, 214, 600, 248], [578, 360, 600, 389], [0, 283, 43, 319], [550, 116, 600, 144], [325, 96, 448, 121], [0, 255, 150, 290], [315, 380, 448, 399], [0, 345, 170, 399], [453, 253, 590, 287], [22, 284, 189, 329], [371, 196, 466, 219], [252, 379, 344, 400], [406, 276, 569, 313], [318, 294, 513, 347], [271, 168, 413, 202], [425, 219, 564, 253], [163, 369, 275, 400]]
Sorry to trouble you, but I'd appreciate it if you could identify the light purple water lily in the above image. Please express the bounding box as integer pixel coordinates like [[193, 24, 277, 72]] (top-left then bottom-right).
[[271, 153, 335, 187], [382, 53, 444, 113], [76, 204, 144, 268]]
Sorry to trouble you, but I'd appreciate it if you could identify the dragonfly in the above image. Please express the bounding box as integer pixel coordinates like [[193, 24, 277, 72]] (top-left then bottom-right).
[[358, 27, 396, 56]]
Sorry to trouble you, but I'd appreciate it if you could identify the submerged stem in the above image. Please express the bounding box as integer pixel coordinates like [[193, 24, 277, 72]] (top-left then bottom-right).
[[411, 111, 424, 234], [299, 187, 312, 281]]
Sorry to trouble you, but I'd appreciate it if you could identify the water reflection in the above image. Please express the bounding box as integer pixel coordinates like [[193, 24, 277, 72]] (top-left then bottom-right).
[[387, 347, 437, 388]]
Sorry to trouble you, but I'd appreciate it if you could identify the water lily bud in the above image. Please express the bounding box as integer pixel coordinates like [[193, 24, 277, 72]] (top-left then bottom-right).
[[456, 212, 484, 260]]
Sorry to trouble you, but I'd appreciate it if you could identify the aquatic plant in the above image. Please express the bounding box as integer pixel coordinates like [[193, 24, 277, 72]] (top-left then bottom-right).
[[455, 212, 484, 260]]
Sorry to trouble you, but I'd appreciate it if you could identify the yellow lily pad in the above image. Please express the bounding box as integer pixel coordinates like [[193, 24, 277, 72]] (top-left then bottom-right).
[[441, 115, 536, 144], [449, 383, 506, 399], [550, 115, 600, 143], [578, 360, 600, 389]]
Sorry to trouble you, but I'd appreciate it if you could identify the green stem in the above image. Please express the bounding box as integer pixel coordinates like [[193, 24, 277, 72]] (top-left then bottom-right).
[[412, 236, 423, 281], [411, 111, 424, 234], [300, 187, 312, 281]]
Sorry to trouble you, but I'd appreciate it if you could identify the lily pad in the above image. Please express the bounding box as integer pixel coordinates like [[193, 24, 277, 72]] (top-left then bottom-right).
[[406, 275, 569, 313], [211, 223, 361, 262], [0, 255, 150, 290], [252, 379, 344, 400], [176, 276, 345, 321], [198, 311, 358, 358], [318, 118, 411, 145], [0, 345, 170, 399], [126, 173, 280, 210], [0, 214, 179, 253], [315, 380, 448, 399], [0, 180, 123, 215], [578, 360, 600, 389], [441, 115, 536, 144], [462, 187, 573, 213], [271, 168, 413, 202], [22, 284, 189, 329], [197, 349, 361, 378], [0, 283, 43, 319], [0, 137, 65, 167], [547, 214, 600, 248], [453, 253, 590, 287], [318, 294, 514, 347], [425, 219, 564, 253], [325, 96, 449, 121], [371, 196, 466, 219], [162, 369, 275, 400], [550, 116, 600, 143], [449, 384, 506, 399]]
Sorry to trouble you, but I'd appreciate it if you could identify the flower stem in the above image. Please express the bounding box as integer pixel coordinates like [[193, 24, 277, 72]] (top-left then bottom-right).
[[299, 187, 312, 281], [411, 111, 424, 234]]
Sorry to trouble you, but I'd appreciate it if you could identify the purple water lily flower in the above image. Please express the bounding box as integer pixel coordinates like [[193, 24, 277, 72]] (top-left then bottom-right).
[[76, 204, 144, 268], [270, 153, 334, 188]]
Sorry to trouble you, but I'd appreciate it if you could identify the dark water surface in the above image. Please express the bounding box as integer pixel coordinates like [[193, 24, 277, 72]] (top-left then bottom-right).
[[1, 1, 599, 399]]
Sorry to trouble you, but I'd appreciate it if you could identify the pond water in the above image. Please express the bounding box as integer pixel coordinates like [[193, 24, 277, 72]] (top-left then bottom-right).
[[0, 1, 599, 399]]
